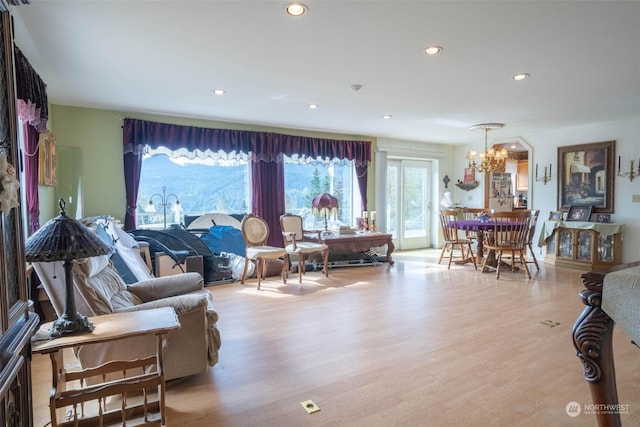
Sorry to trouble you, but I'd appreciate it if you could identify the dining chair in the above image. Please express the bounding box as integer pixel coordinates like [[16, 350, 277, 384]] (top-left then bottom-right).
[[507, 209, 541, 272], [280, 214, 329, 284], [438, 209, 477, 270], [240, 214, 289, 290], [461, 207, 492, 243], [481, 210, 532, 279], [524, 209, 540, 270]]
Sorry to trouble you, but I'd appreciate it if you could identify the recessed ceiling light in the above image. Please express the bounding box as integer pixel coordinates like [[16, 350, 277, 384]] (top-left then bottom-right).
[[383, 115, 392, 120], [212, 89, 225, 95], [424, 46, 443, 56], [308, 104, 318, 109], [513, 73, 530, 81], [285, 3, 307, 16]]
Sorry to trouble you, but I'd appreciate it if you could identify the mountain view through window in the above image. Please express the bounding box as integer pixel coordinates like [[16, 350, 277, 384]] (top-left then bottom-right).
[[137, 154, 354, 229]]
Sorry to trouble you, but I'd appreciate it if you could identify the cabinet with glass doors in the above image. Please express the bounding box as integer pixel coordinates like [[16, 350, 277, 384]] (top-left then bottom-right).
[[544, 223, 621, 270]]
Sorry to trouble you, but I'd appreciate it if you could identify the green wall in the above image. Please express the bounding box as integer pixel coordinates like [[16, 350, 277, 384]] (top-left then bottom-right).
[[45, 105, 376, 223]]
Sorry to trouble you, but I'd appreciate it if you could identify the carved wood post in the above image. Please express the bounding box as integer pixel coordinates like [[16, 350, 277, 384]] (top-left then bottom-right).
[[573, 273, 622, 427]]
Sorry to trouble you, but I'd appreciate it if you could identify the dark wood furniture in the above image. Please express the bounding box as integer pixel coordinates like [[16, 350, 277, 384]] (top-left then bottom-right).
[[573, 261, 640, 427], [0, 5, 40, 425], [320, 233, 395, 265], [32, 307, 180, 426]]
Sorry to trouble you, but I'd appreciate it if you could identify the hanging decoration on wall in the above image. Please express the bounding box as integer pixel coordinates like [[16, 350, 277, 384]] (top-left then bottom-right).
[[0, 156, 19, 214], [455, 167, 480, 191], [442, 174, 450, 188]]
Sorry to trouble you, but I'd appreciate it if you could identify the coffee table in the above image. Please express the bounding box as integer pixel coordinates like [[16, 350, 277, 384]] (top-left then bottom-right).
[[319, 232, 395, 265]]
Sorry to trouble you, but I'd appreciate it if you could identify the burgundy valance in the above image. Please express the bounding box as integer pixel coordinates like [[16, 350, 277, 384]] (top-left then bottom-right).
[[14, 45, 48, 133], [123, 118, 371, 166]]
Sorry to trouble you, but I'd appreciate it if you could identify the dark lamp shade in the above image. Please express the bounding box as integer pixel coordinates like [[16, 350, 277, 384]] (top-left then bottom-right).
[[25, 209, 112, 262]]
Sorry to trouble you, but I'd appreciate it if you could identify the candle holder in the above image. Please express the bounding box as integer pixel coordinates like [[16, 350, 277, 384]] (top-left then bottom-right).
[[617, 157, 639, 182], [356, 217, 368, 232], [535, 163, 552, 185]]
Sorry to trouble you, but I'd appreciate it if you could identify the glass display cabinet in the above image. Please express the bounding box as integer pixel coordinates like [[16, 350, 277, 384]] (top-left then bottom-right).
[[542, 220, 622, 270]]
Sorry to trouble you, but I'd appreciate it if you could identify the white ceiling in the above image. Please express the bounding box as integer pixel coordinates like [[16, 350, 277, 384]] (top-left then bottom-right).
[[10, 1, 640, 146]]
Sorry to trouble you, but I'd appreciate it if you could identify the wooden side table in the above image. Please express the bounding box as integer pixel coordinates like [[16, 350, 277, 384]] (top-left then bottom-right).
[[320, 232, 395, 265], [32, 307, 180, 426]]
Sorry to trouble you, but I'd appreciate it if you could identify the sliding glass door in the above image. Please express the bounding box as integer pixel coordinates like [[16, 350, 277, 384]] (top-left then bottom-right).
[[387, 159, 431, 250]]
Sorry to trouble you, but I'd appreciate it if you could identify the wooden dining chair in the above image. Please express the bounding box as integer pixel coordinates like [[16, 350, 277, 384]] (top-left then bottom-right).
[[481, 210, 532, 279], [461, 207, 492, 243], [438, 210, 477, 270], [524, 209, 540, 270]]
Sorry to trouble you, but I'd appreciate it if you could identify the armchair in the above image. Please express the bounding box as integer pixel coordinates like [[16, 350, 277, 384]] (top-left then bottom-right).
[[280, 214, 329, 283], [32, 255, 221, 381]]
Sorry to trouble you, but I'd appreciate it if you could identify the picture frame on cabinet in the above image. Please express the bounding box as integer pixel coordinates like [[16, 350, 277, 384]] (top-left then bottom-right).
[[548, 211, 564, 221], [595, 213, 611, 223], [566, 205, 593, 222]]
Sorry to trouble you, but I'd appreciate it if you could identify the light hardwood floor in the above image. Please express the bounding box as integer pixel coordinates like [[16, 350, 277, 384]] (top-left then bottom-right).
[[31, 249, 640, 426]]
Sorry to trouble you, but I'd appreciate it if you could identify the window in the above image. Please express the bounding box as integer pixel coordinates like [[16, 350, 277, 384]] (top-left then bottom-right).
[[137, 152, 357, 230], [284, 157, 355, 229], [137, 153, 249, 228]]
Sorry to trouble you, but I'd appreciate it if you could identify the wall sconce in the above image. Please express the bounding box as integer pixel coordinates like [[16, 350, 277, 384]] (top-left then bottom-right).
[[617, 155, 639, 182], [146, 186, 180, 229], [535, 163, 552, 185]]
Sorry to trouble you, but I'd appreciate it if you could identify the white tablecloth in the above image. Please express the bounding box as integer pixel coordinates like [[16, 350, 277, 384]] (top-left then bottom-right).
[[602, 266, 640, 344]]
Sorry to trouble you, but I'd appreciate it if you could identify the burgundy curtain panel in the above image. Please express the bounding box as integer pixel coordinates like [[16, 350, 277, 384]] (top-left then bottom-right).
[[22, 123, 40, 235], [122, 118, 371, 229], [123, 150, 143, 230], [251, 155, 285, 247], [356, 164, 368, 213]]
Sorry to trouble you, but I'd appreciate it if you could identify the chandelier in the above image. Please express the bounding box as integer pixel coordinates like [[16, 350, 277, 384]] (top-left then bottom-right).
[[467, 123, 507, 173]]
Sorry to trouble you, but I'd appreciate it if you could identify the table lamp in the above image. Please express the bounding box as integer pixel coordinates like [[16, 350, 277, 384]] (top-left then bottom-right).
[[312, 192, 339, 234], [25, 199, 112, 337]]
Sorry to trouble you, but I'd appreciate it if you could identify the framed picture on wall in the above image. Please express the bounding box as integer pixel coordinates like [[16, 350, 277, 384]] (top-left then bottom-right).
[[557, 140, 615, 213], [38, 131, 57, 187]]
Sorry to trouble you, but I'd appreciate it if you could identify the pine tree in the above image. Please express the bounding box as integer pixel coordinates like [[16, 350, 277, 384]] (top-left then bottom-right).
[[307, 167, 322, 206], [335, 178, 345, 223]]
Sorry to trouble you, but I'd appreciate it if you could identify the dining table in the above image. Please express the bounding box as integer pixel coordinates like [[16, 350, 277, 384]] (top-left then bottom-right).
[[449, 218, 528, 269], [451, 219, 498, 265]]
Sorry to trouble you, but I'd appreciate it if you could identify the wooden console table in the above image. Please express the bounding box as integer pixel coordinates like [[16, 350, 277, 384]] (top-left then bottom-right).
[[320, 232, 395, 265], [573, 261, 640, 427], [32, 307, 180, 426]]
